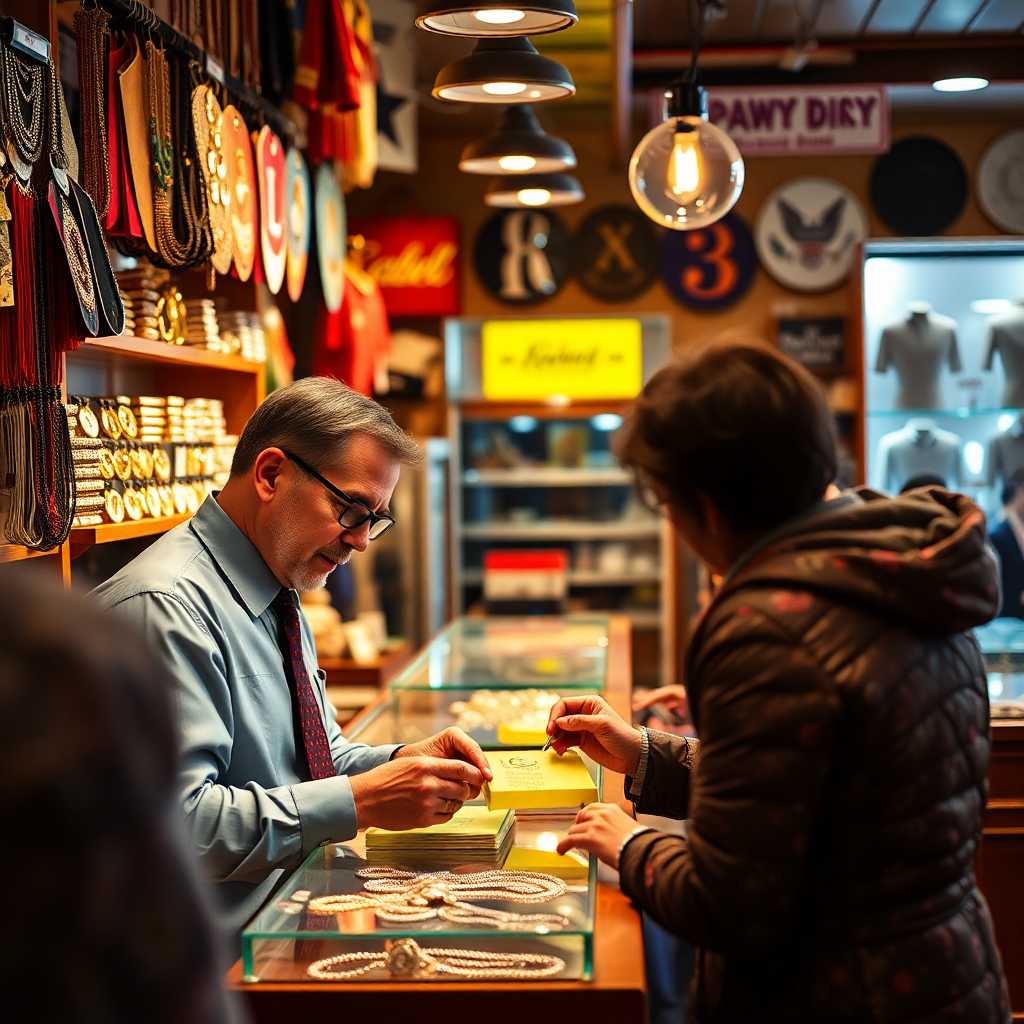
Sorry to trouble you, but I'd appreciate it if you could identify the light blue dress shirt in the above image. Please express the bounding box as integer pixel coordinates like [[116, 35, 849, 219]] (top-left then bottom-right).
[[93, 495, 400, 935]]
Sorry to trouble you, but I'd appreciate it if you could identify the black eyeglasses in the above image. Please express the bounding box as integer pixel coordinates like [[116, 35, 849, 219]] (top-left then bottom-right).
[[282, 450, 396, 540]]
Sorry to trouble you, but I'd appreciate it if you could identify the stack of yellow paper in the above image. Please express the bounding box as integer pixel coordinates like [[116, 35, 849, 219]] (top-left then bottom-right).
[[365, 806, 515, 866], [483, 749, 599, 811]]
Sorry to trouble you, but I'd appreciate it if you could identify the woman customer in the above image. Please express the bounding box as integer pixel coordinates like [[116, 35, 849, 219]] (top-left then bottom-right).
[[550, 339, 1010, 1023], [0, 571, 238, 1023]]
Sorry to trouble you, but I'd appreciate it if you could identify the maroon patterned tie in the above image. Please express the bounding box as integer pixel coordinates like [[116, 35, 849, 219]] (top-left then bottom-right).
[[273, 590, 336, 781]]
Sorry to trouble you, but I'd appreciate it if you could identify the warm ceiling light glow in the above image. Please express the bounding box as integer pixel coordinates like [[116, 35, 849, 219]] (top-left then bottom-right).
[[498, 154, 537, 171], [667, 128, 701, 201], [482, 81, 528, 95], [474, 8, 526, 23], [932, 77, 989, 93], [517, 187, 552, 205]]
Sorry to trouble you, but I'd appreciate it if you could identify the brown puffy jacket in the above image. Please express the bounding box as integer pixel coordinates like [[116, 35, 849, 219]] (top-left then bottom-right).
[[620, 488, 1011, 1023]]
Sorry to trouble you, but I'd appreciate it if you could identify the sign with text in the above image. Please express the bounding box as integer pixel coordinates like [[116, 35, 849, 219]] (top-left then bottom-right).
[[349, 216, 460, 317], [481, 319, 643, 400], [777, 316, 846, 373], [707, 85, 889, 156]]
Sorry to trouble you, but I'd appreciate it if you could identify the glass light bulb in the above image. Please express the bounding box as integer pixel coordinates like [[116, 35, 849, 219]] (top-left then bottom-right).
[[474, 8, 526, 23], [629, 115, 744, 231], [932, 77, 988, 93], [498, 154, 537, 171], [482, 81, 528, 96], [517, 187, 552, 206], [667, 127, 702, 202]]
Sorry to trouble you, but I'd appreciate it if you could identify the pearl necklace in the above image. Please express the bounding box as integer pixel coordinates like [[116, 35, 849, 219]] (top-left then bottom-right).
[[306, 867, 570, 931], [307, 937, 565, 981]]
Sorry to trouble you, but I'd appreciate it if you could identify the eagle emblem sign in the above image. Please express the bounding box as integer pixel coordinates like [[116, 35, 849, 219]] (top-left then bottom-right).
[[755, 177, 867, 292]]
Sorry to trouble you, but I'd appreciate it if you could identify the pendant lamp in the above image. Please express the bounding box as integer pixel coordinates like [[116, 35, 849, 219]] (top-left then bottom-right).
[[485, 172, 584, 208], [628, 1, 744, 230], [416, 0, 577, 36], [460, 106, 576, 174], [433, 38, 575, 104]]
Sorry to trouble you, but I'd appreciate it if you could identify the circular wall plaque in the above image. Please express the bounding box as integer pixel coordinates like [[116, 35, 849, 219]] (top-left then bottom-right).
[[285, 148, 312, 302], [978, 129, 1024, 235], [315, 164, 346, 313], [755, 177, 867, 292], [473, 209, 571, 306], [572, 205, 658, 302], [869, 136, 967, 236], [659, 211, 757, 311]]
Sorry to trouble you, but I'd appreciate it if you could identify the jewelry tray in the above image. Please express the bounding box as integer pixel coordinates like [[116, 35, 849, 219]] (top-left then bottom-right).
[[240, 810, 598, 983]]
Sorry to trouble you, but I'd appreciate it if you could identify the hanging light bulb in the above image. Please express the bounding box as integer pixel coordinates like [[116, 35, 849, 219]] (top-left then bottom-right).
[[433, 38, 575, 104], [629, 82, 744, 231], [485, 172, 584, 207], [460, 106, 576, 175], [416, 0, 578, 37]]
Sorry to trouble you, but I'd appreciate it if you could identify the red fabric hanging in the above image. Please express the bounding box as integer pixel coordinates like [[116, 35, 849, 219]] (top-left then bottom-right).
[[292, 0, 361, 113], [104, 34, 145, 239]]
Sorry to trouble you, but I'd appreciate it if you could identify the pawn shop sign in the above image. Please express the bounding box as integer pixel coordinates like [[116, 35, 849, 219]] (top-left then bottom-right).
[[348, 217, 460, 317], [707, 85, 889, 156]]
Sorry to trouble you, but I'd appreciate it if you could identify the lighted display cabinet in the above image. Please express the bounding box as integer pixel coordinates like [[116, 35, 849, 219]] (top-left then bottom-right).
[[444, 316, 682, 689]]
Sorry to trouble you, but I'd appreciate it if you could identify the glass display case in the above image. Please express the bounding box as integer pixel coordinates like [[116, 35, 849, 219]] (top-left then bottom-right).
[[349, 616, 610, 749], [860, 239, 1024, 519], [241, 809, 598, 983], [976, 619, 1024, 718], [446, 315, 681, 690]]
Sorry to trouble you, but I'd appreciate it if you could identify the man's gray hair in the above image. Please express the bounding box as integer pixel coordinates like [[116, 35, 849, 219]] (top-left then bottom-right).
[[230, 377, 421, 476]]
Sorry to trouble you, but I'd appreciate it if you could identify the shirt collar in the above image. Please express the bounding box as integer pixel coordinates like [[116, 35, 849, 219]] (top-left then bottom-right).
[[189, 494, 283, 618], [724, 491, 863, 586]]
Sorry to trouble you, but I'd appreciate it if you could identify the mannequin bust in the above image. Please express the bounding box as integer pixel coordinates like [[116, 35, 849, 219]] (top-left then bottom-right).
[[875, 302, 962, 410], [876, 417, 963, 493], [984, 299, 1024, 408], [987, 413, 1024, 490]]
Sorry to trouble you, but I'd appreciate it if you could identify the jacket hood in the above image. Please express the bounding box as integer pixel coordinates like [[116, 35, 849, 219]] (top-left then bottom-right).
[[725, 488, 1000, 636]]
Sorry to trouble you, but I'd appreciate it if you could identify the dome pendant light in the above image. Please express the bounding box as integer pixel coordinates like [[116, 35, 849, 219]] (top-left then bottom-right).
[[416, 0, 578, 37], [433, 38, 575, 104], [460, 105, 577, 174], [628, 1, 744, 230], [485, 172, 584, 207]]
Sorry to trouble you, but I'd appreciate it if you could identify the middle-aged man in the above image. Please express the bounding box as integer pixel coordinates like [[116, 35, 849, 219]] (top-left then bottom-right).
[[94, 377, 491, 935]]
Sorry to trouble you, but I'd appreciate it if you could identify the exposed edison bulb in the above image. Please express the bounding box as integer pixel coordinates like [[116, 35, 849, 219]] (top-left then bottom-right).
[[667, 126, 702, 202], [498, 154, 537, 171], [629, 114, 744, 230], [518, 187, 552, 206], [474, 8, 526, 23], [482, 81, 527, 96]]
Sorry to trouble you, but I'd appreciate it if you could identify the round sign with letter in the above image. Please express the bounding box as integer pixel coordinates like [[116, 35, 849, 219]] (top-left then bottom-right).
[[870, 136, 966, 236], [659, 211, 757, 310], [755, 178, 866, 293], [285, 148, 311, 302], [572, 205, 658, 303], [474, 209, 571, 306], [256, 127, 287, 295], [315, 164, 346, 313]]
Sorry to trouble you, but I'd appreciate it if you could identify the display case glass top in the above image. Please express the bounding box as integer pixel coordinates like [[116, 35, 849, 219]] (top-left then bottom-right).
[[391, 616, 610, 692]]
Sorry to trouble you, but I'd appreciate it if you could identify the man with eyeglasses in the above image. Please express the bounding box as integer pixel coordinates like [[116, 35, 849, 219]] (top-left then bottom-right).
[[94, 378, 492, 938]]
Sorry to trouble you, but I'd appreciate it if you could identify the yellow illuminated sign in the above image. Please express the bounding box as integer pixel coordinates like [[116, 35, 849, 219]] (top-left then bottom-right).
[[481, 319, 643, 401]]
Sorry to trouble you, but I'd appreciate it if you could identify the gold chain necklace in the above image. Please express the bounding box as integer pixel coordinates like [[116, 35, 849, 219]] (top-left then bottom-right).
[[192, 85, 232, 275], [307, 938, 565, 982], [73, 6, 111, 219]]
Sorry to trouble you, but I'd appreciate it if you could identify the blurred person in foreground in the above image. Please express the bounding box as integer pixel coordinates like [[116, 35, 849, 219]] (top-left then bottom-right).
[[988, 468, 1024, 619], [0, 572, 237, 1024], [549, 339, 1009, 1023]]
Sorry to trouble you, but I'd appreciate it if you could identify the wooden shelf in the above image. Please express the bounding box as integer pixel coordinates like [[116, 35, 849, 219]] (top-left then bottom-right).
[[74, 336, 264, 374], [0, 544, 61, 564], [463, 569, 661, 587], [461, 521, 662, 541], [69, 513, 192, 558], [463, 467, 632, 487]]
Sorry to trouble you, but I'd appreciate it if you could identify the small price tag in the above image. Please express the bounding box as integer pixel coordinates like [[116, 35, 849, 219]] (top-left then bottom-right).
[[206, 55, 225, 85], [10, 22, 50, 63]]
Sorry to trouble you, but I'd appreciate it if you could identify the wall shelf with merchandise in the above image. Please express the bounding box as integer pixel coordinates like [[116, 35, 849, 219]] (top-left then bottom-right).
[[857, 239, 1024, 516]]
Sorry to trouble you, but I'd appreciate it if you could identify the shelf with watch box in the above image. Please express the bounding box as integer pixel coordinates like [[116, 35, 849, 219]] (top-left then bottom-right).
[[445, 316, 680, 690], [858, 240, 1024, 511]]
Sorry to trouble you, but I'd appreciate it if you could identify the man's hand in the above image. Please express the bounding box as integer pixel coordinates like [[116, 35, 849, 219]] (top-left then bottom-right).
[[556, 802, 640, 869], [394, 726, 493, 788], [633, 684, 688, 716], [546, 694, 643, 776], [350, 755, 485, 832]]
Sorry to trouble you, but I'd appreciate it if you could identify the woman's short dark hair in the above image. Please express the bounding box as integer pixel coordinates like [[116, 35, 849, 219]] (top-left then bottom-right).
[[0, 573, 231, 1023], [615, 338, 838, 536]]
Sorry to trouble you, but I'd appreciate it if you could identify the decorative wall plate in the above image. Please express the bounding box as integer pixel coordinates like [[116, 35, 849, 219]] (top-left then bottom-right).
[[572, 205, 657, 303], [473, 209, 570, 306], [222, 105, 258, 282], [285, 148, 312, 302], [315, 164, 346, 313], [755, 177, 867, 292], [978, 129, 1024, 235], [257, 127, 288, 295]]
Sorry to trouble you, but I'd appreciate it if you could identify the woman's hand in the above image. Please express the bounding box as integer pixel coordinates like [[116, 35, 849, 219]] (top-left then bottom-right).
[[556, 802, 640, 869], [546, 694, 643, 776], [633, 684, 688, 716]]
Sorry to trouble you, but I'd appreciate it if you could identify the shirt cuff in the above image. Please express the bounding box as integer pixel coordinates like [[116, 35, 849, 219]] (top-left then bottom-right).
[[290, 774, 359, 855], [626, 726, 650, 801]]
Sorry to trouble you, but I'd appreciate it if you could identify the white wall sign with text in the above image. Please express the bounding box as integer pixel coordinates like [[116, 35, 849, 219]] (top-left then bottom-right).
[[706, 85, 889, 156]]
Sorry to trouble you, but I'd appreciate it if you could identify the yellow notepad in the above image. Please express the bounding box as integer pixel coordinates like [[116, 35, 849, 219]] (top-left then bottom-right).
[[483, 749, 598, 810], [504, 846, 589, 880], [497, 715, 550, 747], [366, 805, 513, 845]]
